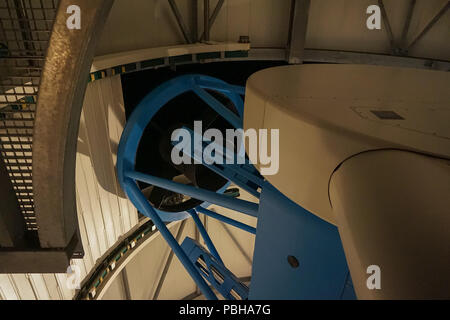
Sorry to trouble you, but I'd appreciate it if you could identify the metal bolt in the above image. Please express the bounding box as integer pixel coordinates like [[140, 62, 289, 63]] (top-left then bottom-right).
[[287, 255, 299, 268]]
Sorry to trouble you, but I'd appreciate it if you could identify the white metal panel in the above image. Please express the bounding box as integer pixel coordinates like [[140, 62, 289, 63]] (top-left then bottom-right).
[[76, 147, 110, 255], [41, 275, 64, 300], [75, 75, 139, 266], [108, 76, 139, 230], [75, 194, 95, 272], [10, 274, 36, 300], [0, 275, 19, 300], [75, 173, 104, 262], [28, 274, 50, 300], [54, 274, 74, 300], [81, 88, 120, 247]]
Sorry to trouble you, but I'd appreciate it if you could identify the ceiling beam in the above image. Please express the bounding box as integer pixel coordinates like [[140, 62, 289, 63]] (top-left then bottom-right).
[[191, 0, 198, 43], [302, 49, 450, 71], [377, 0, 396, 54], [199, 0, 225, 42], [400, 0, 416, 51], [203, 0, 210, 42], [168, 0, 193, 44], [237, 48, 450, 71], [286, 0, 310, 64], [407, 1, 450, 50]]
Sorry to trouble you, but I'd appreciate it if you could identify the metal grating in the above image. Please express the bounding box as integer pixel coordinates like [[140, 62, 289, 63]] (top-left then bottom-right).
[[0, 0, 59, 230]]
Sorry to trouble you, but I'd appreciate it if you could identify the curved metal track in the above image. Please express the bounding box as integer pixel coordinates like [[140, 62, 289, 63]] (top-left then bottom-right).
[[33, 0, 113, 251]]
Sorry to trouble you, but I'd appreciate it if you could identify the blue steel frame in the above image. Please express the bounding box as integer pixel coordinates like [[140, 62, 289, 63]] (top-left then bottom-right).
[[117, 75, 261, 300], [181, 237, 250, 300]]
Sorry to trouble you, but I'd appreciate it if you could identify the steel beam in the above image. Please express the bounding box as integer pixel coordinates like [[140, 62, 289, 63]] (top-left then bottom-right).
[[204, 47, 449, 71], [189, 209, 223, 264], [286, 0, 310, 64], [191, 0, 199, 43], [122, 177, 218, 300], [203, 0, 210, 42], [168, 0, 193, 44], [199, 0, 225, 42], [0, 250, 71, 273], [33, 0, 114, 248], [407, 1, 450, 50], [126, 170, 259, 217], [401, 0, 416, 51], [377, 0, 396, 54], [197, 206, 256, 234], [0, 231, 80, 273], [302, 49, 450, 71]]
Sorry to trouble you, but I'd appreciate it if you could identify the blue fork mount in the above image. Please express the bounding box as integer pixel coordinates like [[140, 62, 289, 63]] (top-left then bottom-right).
[[117, 74, 355, 300], [249, 183, 356, 300]]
